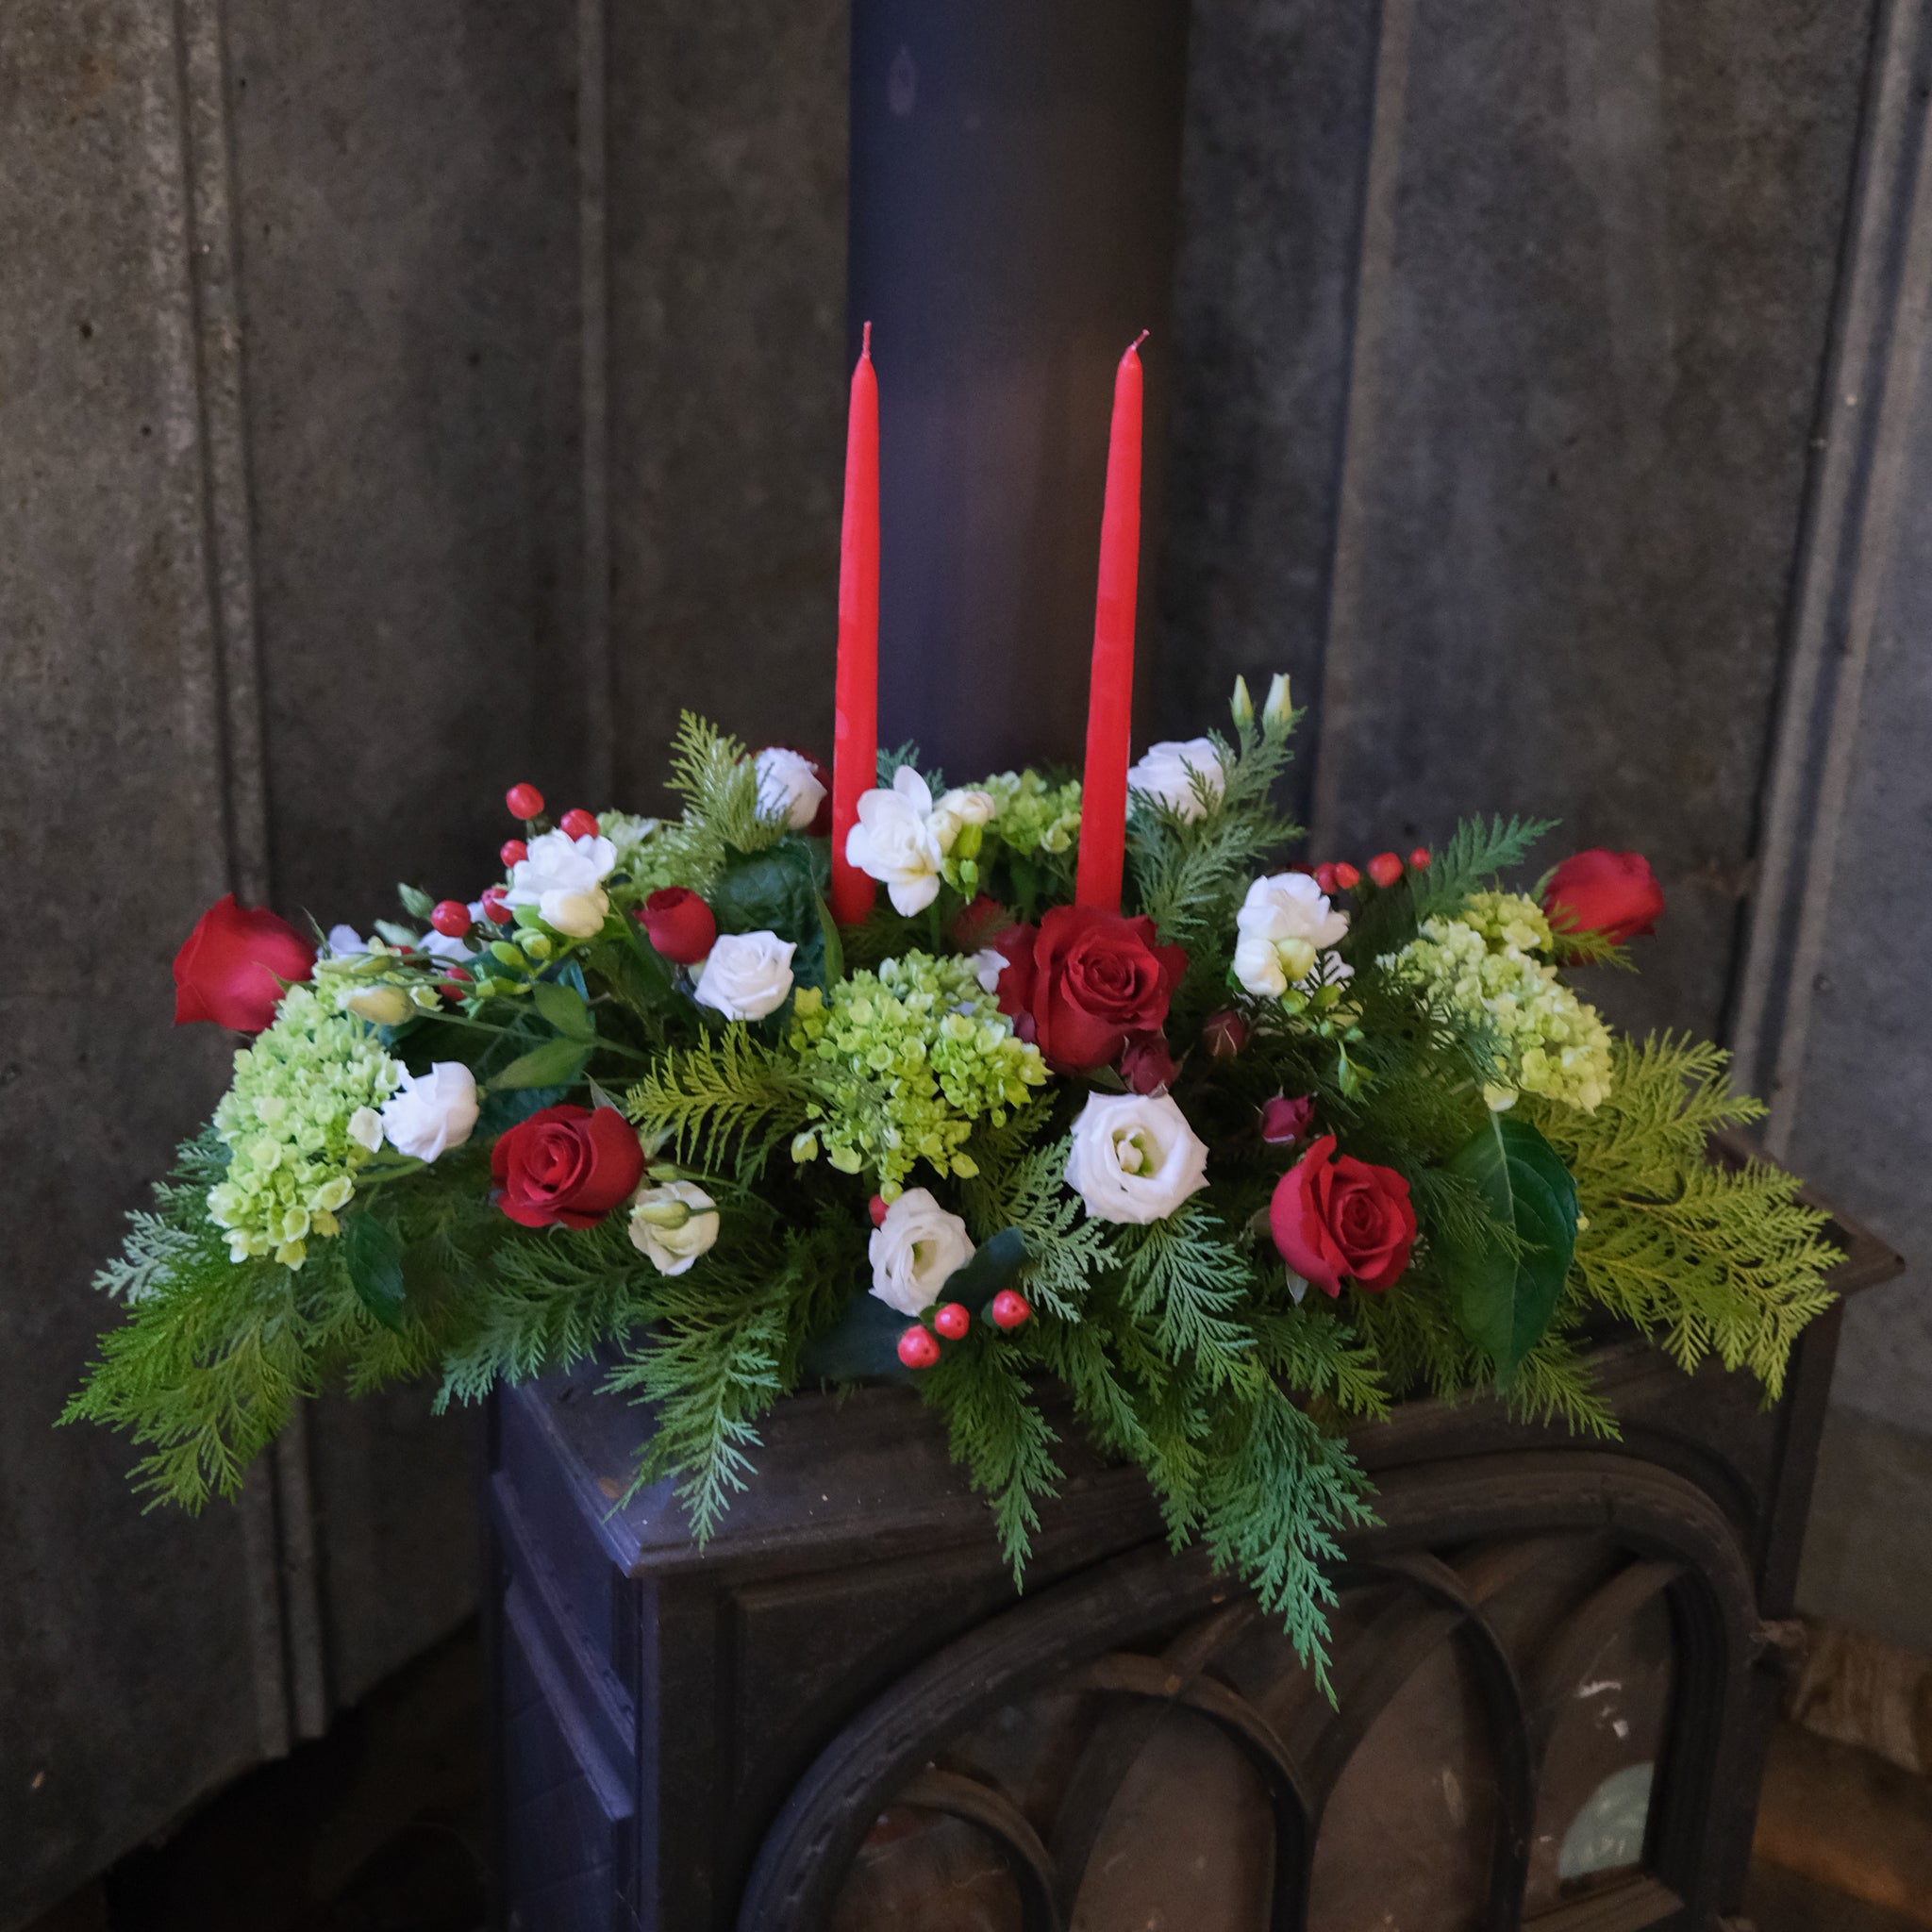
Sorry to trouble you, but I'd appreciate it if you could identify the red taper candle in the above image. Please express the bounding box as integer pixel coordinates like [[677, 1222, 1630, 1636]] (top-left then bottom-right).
[[829, 323, 881, 925], [1074, 332, 1147, 911]]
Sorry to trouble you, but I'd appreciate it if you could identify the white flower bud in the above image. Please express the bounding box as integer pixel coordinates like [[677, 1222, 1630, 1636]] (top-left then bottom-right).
[[628, 1181, 720, 1275]]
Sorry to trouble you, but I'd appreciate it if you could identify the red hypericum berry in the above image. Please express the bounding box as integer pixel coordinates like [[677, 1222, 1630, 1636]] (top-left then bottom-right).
[[1332, 862, 1361, 891], [933, 1302, 971, 1341], [991, 1290, 1032, 1331], [500, 839, 528, 868], [482, 887, 514, 925], [438, 966, 475, 1000], [429, 899, 472, 938], [1313, 862, 1340, 894], [897, 1325, 941, 1371], [559, 808, 599, 841], [1367, 852, 1404, 889], [1203, 1009, 1249, 1059], [868, 1194, 890, 1229], [505, 782, 544, 821], [1408, 846, 1431, 871]]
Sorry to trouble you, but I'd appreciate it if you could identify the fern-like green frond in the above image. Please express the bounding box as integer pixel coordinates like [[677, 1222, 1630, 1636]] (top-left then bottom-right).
[[625, 1028, 813, 1178], [1413, 815, 1557, 920]]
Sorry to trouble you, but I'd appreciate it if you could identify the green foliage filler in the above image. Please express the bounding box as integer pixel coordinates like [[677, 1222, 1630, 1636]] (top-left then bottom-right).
[[68, 689, 1844, 1689]]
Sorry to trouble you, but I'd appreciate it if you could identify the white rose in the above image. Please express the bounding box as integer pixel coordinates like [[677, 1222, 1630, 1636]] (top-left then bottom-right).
[[693, 930, 796, 1021], [506, 828, 618, 937], [1127, 738, 1226, 824], [868, 1188, 975, 1316], [628, 1180, 721, 1276], [755, 747, 827, 830], [379, 1061, 479, 1162], [845, 768, 945, 915], [1233, 871, 1352, 997], [1064, 1091, 1210, 1225]]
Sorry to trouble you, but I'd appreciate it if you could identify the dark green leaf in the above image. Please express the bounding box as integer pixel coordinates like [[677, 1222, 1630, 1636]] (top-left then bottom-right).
[[797, 1291, 919, 1386], [531, 981, 594, 1038], [941, 1227, 1028, 1317], [490, 1036, 591, 1091], [474, 1081, 574, 1139], [815, 891, 844, 988], [1441, 1114, 1578, 1382], [711, 841, 820, 945], [341, 1212, 407, 1332]]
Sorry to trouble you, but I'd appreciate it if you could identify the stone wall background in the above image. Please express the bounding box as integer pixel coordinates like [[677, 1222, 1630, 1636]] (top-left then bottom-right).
[[4, 0, 1929, 1920]]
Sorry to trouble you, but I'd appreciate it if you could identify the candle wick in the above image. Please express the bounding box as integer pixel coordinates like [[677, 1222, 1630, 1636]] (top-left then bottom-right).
[[862, 319, 873, 358], [1127, 328, 1150, 356]]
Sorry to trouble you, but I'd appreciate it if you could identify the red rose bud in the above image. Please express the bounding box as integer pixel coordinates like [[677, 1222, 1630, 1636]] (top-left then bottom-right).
[[868, 1193, 891, 1228], [991, 906, 1188, 1072], [500, 839, 528, 868], [1269, 1134, 1416, 1296], [505, 782, 544, 821], [1331, 862, 1361, 891], [991, 1290, 1032, 1331], [1121, 1031, 1180, 1095], [559, 808, 599, 841], [641, 886, 717, 965], [933, 1302, 971, 1340], [1367, 851, 1404, 889], [897, 1325, 941, 1370], [1408, 846, 1431, 871], [951, 892, 1010, 952], [1542, 849, 1664, 946], [490, 1104, 644, 1229], [429, 899, 473, 938], [1313, 862, 1340, 893], [1259, 1094, 1315, 1145], [1203, 1009, 1249, 1059], [172, 895, 316, 1033]]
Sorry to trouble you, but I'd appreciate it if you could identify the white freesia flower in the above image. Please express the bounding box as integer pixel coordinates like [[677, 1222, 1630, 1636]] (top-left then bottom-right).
[[506, 828, 618, 938], [931, 787, 996, 851], [868, 1188, 974, 1316], [692, 930, 796, 1021], [845, 767, 946, 915], [628, 1180, 721, 1276], [326, 924, 367, 956], [1064, 1092, 1210, 1225], [754, 747, 827, 830], [379, 1062, 479, 1162], [1126, 738, 1225, 824], [1233, 872, 1353, 998]]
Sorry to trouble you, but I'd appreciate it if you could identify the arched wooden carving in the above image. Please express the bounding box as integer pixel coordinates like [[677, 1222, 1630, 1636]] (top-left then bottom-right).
[[737, 1452, 1763, 1931]]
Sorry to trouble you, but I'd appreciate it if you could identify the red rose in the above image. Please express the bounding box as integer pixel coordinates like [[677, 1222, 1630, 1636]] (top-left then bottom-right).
[[1269, 1134, 1415, 1296], [172, 894, 316, 1033], [1542, 850, 1664, 945], [991, 905, 1187, 1071], [640, 887, 717, 964], [1259, 1094, 1314, 1145], [491, 1105, 644, 1229], [1120, 1031, 1180, 1095]]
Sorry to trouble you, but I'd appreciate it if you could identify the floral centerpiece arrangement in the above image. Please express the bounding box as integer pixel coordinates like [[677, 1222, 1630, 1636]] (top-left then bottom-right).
[[70, 683, 1838, 1679]]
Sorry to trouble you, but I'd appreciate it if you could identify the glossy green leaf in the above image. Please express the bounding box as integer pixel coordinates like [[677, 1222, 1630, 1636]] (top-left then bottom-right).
[[531, 981, 594, 1039], [941, 1227, 1028, 1319], [490, 1036, 591, 1091], [1441, 1113, 1578, 1383], [797, 1291, 919, 1386], [341, 1212, 407, 1332]]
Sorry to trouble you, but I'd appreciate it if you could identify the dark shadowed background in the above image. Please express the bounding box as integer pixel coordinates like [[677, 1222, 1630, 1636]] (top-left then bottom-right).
[[5, 1, 1930, 1922]]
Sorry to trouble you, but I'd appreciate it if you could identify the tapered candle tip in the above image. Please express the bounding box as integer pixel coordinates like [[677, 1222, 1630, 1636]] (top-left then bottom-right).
[[861, 319, 872, 358], [1127, 328, 1150, 358]]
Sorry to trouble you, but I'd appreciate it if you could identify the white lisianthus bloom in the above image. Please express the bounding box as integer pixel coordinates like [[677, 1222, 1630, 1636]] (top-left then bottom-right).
[[1064, 1091, 1210, 1225], [754, 747, 827, 830], [1126, 737, 1226, 824], [506, 828, 618, 938], [628, 1180, 721, 1276], [1233, 872, 1353, 998], [845, 767, 946, 914], [868, 1188, 974, 1316], [379, 1062, 479, 1162], [692, 930, 796, 1021]]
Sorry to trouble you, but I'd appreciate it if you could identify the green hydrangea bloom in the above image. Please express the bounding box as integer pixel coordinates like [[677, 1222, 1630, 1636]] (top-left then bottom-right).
[[979, 770, 1083, 856], [789, 952, 1049, 1197], [1386, 891, 1612, 1113], [599, 810, 663, 880], [205, 985, 403, 1269]]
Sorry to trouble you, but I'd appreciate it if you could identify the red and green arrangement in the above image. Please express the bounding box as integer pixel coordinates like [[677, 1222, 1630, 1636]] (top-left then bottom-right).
[[68, 337, 1838, 1677]]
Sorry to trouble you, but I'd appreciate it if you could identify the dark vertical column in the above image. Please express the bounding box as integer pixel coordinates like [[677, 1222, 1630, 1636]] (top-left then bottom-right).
[[848, 0, 1190, 777]]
